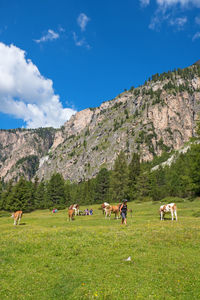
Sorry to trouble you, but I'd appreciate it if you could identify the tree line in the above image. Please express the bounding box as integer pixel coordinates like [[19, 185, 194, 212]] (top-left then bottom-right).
[[0, 124, 200, 212]]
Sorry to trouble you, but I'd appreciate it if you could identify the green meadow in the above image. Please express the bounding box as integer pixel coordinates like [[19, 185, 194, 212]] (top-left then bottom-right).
[[1, 200, 200, 300]]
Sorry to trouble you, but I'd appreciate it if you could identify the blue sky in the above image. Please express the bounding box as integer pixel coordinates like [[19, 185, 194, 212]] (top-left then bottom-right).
[[0, 0, 200, 129]]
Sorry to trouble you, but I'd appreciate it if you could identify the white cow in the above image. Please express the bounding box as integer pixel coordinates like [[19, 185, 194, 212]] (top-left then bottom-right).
[[101, 202, 110, 216], [69, 204, 80, 216], [160, 203, 177, 221], [104, 205, 112, 219]]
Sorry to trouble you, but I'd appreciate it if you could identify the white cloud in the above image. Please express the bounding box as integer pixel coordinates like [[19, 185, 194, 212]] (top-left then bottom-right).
[[77, 13, 90, 31], [140, 0, 150, 6], [149, 10, 170, 30], [156, 0, 200, 8], [73, 32, 91, 49], [148, 0, 199, 30], [192, 31, 200, 41], [34, 29, 59, 43], [169, 16, 187, 28], [0, 43, 76, 128]]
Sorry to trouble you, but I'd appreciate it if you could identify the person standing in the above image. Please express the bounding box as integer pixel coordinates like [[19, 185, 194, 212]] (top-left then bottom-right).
[[120, 199, 128, 225]]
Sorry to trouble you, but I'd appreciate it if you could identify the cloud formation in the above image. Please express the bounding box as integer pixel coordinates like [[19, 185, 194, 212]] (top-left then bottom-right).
[[140, 0, 150, 7], [143, 0, 200, 7], [34, 29, 59, 43], [156, 0, 200, 8], [72, 32, 90, 49], [169, 16, 187, 29], [77, 13, 90, 31], [146, 0, 200, 31], [0, 43, 76, 128], [192, 32, 200, 41]]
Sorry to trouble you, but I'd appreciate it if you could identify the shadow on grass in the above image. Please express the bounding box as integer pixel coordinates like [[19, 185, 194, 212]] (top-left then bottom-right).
[[19, 223, 26, 226]]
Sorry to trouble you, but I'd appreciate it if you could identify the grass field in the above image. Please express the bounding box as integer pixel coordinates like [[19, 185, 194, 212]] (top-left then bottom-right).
[[1, 200, 200, 300]]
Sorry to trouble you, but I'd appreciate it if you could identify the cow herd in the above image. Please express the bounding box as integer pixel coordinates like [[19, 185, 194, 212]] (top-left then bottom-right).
[[10, 202, 178, 225]]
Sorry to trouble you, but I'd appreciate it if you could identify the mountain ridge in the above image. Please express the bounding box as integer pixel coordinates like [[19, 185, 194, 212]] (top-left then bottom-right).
[[1, 64, 200, 182]]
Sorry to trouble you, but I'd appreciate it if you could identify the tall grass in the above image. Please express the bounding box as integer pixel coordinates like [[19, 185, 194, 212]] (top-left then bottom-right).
[[1, 200, 200, 299]]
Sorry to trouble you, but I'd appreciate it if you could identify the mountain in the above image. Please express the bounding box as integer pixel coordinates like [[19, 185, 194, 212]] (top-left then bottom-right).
[[1, 64, 200, 182]]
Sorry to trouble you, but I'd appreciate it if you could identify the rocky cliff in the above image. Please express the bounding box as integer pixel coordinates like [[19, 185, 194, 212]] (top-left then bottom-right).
[[0, 128, 55, 182], [1, 64, 200, 182]]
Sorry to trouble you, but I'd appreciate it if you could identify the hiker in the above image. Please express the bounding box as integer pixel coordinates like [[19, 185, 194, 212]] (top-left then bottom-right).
[[120, 199, 128, 225]]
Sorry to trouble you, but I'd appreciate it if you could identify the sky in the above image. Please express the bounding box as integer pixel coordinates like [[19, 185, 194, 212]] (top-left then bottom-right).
[[0, 0, 200, 129]]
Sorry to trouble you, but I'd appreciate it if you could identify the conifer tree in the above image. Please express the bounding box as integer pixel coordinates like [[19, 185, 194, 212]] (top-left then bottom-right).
[[128, 153, 140, 200], [94, 168, 110, 203], [0, 180, 3, 210], [5, 177, 34, 212], [35, 180, 48, 209], [110, 151, 129, 202], [65, 180, 72, 207], [2, 180, 14, 211], [47, 173, 66, 209], [135, 165, 151, 200]]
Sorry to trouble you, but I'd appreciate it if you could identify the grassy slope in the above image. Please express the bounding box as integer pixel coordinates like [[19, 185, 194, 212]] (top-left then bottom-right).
[[1, 200, 200, 300]]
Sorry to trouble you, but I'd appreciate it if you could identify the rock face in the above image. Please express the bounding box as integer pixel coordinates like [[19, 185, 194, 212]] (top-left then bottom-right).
[[0, 128, 55, 182], [1, 64, 200, 182]]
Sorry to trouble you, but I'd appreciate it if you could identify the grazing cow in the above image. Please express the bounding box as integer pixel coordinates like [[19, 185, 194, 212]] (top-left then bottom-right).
[[11, 211, 23, 225], [68, 209, 75, 221], [69, 204, 80, 216], [101, 202, 110, 215], [160, 203, 177, 221], [105, 204, 121, 219], [111, 204, 121, 219], [104, 205, 112, 218]]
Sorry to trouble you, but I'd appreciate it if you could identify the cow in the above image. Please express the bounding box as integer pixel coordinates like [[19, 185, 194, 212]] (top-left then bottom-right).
[[160, 203, 177, 221], [68, 209, 75, 221], [111, 204, 121, 219], [69, 204, 80, 216], [11, 211, 23, 225], [104, 205, 112, 219], [105, 204, 121, 219], [101, 202, 110, 215]]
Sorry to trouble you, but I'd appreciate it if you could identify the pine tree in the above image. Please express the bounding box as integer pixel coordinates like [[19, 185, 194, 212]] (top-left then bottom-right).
[[187, 144, 200, 197], [47, 173, 66, 209], [0, 180, 3, 210], [2, 180, 14, 211], [128, 153, 140, 200], [110, 151, 129, 202], [65, 180, 72, 207], [5, 177, 34, 212], [135, 165, 151, 200], [35, 181, 48, 209], [94, 168, 110, 203]]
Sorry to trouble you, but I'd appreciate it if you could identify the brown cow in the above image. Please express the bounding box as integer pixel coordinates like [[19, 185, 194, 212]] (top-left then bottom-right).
[[105, 204, 121, 219], [111, 204, 121, 219], [11, 211, 23, 225], [68, 209, 75, 221]]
